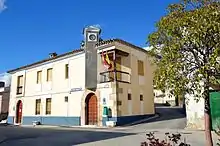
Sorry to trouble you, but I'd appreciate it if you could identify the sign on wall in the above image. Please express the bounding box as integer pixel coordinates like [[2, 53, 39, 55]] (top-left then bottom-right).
[[102, 98, 106, 105], [70, 87, 83, 93]]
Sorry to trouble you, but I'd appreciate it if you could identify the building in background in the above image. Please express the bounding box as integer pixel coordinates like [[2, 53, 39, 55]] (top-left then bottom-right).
[[0, 73, 11, 123], [7, 28, 155, 127], [153, 89, 176, 106]]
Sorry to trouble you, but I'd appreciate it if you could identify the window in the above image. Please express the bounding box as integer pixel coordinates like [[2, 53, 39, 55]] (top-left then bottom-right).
[[64, 96, 68, 102], [17, 75, 23, 86], [116, 57, 121, 80], [128, 93, 132, 100], [47, 68, 53, 82], [65, 64, 69, 79], [140, 94, 143, 101], [37, 71, 42, 84], [35, 99, 41, 115], [138, 60, 144, 76], [16, 75, 23, 95], [117, 100, 122, 105], [46, 98, 52, 115]]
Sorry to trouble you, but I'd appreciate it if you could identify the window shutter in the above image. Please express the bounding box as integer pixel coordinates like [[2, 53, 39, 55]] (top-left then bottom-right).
[[138, 60, 144, 76]]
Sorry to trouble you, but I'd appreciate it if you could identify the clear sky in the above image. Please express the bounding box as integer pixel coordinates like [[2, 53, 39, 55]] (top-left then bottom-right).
[[0, 0, 178, 73]]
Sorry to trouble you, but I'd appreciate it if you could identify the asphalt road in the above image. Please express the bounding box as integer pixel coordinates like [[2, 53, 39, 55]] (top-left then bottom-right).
[[0, 126, 135, 146], [126, 105, 187, 133], [0, 106, 218, 146]]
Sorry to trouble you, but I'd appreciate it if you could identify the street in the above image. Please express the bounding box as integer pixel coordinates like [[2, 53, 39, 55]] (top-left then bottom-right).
[[0, 106, 219, 146]]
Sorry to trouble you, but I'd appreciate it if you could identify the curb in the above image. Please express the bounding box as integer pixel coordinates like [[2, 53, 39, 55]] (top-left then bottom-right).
[[21, 125, 118, 130], [21, 124, 137, 131], [17, 114, 161, 130], [122, 113, 160, 127], [0, 123, 15, 127]]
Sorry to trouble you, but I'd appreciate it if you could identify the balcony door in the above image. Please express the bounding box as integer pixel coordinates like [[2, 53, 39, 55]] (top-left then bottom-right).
[[108, 55, 121, 81], [116, 56, 121, 80], [108, 54, 114, 81]]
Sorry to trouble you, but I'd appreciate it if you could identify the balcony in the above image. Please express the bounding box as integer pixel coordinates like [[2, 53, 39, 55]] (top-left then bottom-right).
[[98, 48, 131, 84], [16, 86, 23, 95], [99, 70, 131, 83]]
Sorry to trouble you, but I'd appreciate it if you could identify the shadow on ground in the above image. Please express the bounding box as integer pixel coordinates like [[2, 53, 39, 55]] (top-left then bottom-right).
[[0, 126, 135, 146], [123, 104, 186, 126]]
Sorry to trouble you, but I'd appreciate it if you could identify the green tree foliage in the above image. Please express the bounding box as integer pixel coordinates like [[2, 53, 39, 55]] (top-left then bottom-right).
[[149, 0, 220, 103], [148, 0, 220, 145]]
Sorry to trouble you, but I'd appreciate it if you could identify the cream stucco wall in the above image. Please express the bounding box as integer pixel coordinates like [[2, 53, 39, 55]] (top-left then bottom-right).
[[8, 52, 85, 118], [8, 43, 155, 126], [114, 42, 155, 116]]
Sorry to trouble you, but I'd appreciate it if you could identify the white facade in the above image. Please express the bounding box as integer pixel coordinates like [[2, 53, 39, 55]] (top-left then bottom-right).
[[8, 52, 87, 125], [7, 39, 155, 126], [185, 93, 205, 130]]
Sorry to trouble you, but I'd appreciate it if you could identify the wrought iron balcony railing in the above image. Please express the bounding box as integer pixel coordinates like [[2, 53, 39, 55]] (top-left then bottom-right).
[[99, 70, 131, 83]]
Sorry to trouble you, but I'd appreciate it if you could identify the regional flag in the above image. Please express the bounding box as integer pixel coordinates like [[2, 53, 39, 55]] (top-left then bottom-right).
[[102, 51, 112, 69]]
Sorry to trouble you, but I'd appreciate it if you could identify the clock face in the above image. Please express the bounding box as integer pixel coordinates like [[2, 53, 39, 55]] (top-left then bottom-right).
[[89, 34, 97, 41]]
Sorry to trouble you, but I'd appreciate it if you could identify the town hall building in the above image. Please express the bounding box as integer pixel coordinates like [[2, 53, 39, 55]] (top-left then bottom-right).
[[7, 26, 155, 127]]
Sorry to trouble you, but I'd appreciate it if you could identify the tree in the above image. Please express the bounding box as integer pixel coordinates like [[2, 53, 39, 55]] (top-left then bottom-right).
[[148, 0, 220, 145]]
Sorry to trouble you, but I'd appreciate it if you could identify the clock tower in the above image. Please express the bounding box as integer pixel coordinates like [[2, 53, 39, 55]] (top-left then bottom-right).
[[83, 25, 101, 91]]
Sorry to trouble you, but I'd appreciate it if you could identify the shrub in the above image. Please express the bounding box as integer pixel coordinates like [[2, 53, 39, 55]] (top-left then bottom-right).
[[141, 132, 190, 146]]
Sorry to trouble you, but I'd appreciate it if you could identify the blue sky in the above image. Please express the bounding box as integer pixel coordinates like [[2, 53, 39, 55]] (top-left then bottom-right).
[[0, 0, 178, 73]]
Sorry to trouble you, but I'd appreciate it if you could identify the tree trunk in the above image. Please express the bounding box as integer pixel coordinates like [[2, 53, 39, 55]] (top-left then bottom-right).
[[175, 95, 179, 106], [205, 111, 213, 146], [204, 88, 213, 146]]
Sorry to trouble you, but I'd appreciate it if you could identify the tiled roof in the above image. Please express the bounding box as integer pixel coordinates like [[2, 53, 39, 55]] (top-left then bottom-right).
[[96, 39, 149, 54], [7, 39, 149, 73], [7, 49, 83, 73]]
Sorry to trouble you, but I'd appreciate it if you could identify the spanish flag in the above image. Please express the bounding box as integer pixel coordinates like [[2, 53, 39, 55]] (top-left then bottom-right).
[[102, 51, 112, 69]]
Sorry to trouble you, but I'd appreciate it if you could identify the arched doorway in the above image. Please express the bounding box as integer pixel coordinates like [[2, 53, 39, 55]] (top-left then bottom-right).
[[85, 93, 98, 125], [16, 100, 22, 124]]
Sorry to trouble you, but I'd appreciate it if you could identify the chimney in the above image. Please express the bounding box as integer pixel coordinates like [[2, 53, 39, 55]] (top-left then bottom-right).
[[49, 52, 57, 58]]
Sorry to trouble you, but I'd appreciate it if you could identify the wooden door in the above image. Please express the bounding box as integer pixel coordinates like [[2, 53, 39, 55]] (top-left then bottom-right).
[[86, 95, 98, 125], [16, 101, 22, 124]]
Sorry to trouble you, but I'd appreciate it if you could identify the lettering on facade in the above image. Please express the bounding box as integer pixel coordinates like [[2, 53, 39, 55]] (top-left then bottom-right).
[[70, 87, 83, 93]]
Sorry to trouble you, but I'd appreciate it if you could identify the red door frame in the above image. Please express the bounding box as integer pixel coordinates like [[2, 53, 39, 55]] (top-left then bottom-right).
[[16, 100, 22, 124]]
